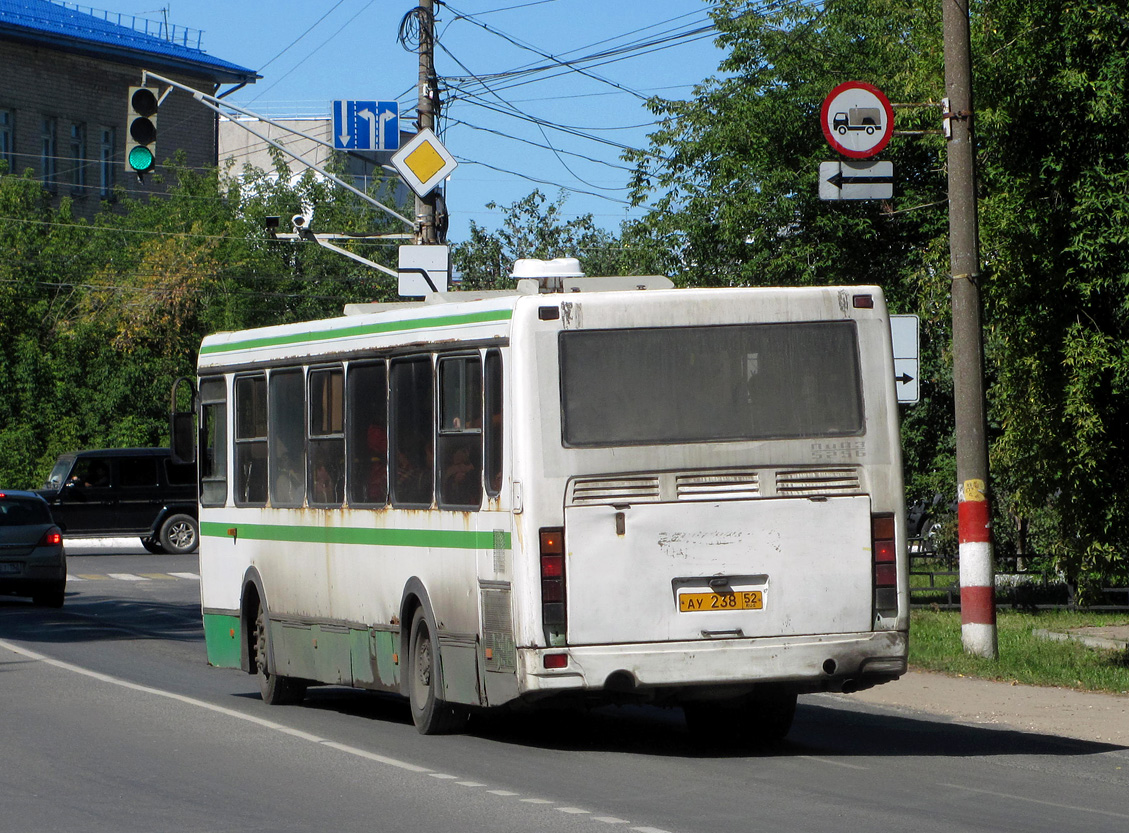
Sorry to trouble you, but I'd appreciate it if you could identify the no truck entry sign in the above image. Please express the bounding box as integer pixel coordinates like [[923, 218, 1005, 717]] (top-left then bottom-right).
[[821, 81, 895, 159]]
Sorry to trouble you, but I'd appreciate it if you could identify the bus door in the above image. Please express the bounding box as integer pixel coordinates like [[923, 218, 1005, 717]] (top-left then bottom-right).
[[438, 351, 515, 703]]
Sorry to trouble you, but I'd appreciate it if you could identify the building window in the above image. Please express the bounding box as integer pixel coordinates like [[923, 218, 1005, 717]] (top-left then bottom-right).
[[70, 122, 86, 192], [0, 109, 13, 173], [41, 117, 57, 190], [99, 127, 116, 198]]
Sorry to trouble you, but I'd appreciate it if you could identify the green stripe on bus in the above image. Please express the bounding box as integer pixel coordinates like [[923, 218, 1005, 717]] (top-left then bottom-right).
[[200, 520, 510, 550], [199, 308, 514, 355]]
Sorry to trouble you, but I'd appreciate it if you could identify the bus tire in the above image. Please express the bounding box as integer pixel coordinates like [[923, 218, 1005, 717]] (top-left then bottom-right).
[[408, 606, 468, 735], [254, 603, 306, 706], [159, 513, 199, 555]]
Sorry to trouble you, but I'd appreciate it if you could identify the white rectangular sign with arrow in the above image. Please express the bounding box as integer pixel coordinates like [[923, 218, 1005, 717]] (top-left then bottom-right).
[[890, 314, 920, 404], [819, 160, 894, 200]]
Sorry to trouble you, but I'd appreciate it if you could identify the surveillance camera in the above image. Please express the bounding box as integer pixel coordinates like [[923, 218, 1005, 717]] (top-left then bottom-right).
[[292, 214, 308, 229]]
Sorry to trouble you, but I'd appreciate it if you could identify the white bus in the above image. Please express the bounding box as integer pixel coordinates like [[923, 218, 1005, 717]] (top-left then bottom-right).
[[179, 270, 908, 740]]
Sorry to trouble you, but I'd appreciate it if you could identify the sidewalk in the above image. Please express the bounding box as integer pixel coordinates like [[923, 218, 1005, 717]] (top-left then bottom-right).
[[843, 665, 1129, 747]]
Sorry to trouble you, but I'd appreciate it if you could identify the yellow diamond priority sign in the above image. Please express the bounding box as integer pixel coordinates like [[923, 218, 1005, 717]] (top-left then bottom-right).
[[391, 128, 457, 198]]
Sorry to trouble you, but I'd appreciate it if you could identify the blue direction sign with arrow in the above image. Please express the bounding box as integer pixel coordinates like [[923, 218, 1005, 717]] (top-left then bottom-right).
[[333, 100, 399, 151]]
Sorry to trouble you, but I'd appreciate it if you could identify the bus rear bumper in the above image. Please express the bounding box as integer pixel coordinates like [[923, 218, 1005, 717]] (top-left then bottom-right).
[[517, 630, 908, 700]]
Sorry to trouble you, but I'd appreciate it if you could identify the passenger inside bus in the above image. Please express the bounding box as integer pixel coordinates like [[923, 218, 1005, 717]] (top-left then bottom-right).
[[442, 445, 480, 507]]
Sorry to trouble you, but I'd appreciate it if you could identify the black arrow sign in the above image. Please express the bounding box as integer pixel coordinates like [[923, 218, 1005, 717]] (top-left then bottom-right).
[[895, 372, 915, 384], [826, 171, 895, 189]]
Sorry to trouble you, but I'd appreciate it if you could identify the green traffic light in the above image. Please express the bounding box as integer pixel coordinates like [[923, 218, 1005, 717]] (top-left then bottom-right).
[[128, 145, 155, 173]]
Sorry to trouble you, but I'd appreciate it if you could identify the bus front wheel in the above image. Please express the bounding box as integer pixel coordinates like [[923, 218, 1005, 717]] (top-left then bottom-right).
[[408, 607, 468, 735], [254, 604, 307, 706]]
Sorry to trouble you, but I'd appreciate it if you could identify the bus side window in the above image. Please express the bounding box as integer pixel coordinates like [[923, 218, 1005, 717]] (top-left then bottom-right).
[[234, 375, 268, 506], [269, 369, 305, 508], [199, 377, 227, 506], [437, 355, 482, 510], [390, 356, 434, 507], [309, 366, 345, 507], [346, 361, 388, 507], [484, 349, 503, 498]]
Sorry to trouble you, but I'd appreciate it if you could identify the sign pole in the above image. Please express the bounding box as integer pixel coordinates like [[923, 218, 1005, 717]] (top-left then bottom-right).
[[416, 0, 439, 246], [944, 0, 998, 659]]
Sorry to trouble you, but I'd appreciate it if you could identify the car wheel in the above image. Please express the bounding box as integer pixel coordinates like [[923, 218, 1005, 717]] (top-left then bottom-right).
[[254, 602, 306, 706], [140, 537, 165, 554], [408, 606, 468, 734], [159, 514, 198, 554]]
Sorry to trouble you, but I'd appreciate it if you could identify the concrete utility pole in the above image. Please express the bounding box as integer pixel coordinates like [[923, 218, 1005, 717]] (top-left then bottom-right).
[[943, 0, 998, 659], [416, 0, 440, 245]]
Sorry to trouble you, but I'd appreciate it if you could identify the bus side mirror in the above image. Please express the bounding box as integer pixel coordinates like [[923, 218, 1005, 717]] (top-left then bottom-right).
[[170, 376, 197, 465]]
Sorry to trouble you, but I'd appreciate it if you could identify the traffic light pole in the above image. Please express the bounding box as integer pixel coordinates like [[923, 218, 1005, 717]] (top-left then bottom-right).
[[943, 0, 998, 659], [140, 70, 414, 229]]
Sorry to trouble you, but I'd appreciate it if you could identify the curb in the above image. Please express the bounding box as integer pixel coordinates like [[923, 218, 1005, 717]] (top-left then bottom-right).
[[1033, 628, 1129, 652]]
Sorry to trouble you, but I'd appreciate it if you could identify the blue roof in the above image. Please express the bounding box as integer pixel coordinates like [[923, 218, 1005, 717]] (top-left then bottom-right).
[[0, 0, 259, 84]]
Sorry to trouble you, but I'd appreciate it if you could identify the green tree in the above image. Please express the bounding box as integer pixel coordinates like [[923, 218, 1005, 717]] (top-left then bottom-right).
[[0, 151, 398, 489], [629, 0, 1129, 593], [452, 189, 665, 286]]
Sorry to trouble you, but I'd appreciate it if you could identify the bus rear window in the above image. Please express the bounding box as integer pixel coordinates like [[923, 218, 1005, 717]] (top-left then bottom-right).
[[560, 321, 864, 447]]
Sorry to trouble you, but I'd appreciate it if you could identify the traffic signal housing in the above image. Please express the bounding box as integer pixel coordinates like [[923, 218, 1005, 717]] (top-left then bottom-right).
[[125, 86, 159, 175]]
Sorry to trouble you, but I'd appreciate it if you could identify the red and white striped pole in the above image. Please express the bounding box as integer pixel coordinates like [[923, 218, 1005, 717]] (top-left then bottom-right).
[[958, 479, 997, 656], [945, 0, 999, 659]]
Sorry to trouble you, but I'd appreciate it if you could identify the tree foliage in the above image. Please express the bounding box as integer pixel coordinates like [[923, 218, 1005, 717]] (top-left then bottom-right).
[[0, 155, 398, 488], [451, 189, 667, 286]]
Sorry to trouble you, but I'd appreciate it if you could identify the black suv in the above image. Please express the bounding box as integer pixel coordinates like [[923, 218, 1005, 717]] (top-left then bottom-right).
[[38, 448, 199, 554]]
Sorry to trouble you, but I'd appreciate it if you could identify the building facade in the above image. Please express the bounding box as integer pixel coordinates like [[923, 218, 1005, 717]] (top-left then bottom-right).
[[0, 0, 257, 218]]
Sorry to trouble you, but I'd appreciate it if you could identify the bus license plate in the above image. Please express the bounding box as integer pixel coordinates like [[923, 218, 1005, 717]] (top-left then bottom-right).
[[678, 590, 764, 613]]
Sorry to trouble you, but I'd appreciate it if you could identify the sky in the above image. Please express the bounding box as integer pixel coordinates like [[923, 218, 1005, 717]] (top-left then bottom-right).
[[78, 0, 726, 243]]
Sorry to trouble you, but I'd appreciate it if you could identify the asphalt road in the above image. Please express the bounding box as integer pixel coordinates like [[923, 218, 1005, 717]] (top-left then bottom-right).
[[2, 541, 1127, 833]]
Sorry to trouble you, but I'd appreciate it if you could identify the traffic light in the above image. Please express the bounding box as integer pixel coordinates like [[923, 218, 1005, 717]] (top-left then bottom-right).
[[125, 86, 158, 175]]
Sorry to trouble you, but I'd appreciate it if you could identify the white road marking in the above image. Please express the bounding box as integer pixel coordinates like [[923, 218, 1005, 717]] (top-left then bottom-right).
[[938, 782, 1129, 820], [799, 755, 870, 771], [0, 638, 681, 831]]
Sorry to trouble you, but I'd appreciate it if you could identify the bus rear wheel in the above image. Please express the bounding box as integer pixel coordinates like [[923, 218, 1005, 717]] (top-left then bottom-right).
[[254, 604, 306, 706], [408, 607, 468, 735]]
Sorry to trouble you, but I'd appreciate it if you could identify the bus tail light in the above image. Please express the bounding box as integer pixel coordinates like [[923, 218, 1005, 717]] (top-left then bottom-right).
[[540, 527, 567, 646], [872, 513, 897, 613]]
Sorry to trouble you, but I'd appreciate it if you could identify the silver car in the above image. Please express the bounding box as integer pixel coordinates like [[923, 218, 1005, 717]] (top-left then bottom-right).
[[0, 490, 66, 607]]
